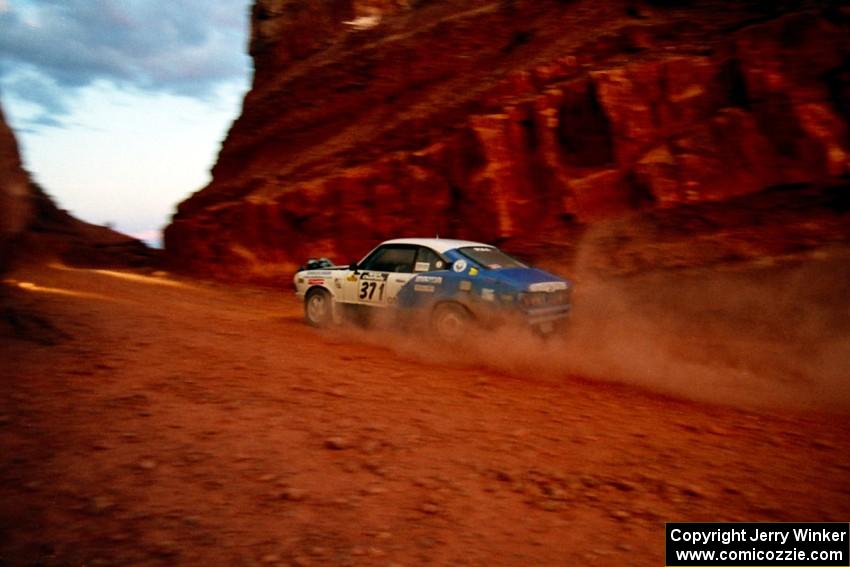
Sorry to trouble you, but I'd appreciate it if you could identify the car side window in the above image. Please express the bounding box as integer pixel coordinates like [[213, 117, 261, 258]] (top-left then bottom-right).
[[359, 245, 417, 273], [414, 247, 446, 272]]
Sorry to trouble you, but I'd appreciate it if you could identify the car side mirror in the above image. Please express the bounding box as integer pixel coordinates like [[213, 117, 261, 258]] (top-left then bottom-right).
[[349, 262, 359, 274]]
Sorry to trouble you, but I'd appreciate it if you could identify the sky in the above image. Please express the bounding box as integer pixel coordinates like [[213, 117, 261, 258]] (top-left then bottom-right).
[[0, 0, 254, 246]]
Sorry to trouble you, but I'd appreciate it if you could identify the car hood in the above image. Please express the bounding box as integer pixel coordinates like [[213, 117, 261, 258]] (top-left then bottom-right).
[[490, 268, 568, 291]]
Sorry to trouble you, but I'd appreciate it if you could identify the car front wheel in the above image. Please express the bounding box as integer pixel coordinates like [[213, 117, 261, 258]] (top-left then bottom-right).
[[430, 302, 473, 342], [305, 288, 333, 328]]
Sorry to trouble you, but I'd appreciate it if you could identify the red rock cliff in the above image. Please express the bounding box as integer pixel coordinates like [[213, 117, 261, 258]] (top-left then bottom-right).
[[165, 0, 850, 281], [0, 104, 33, 272]]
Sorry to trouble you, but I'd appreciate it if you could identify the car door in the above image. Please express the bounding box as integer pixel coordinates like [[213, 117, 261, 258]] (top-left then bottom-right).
[[347, 244, 418, 307], [381, 245, 451, 305]]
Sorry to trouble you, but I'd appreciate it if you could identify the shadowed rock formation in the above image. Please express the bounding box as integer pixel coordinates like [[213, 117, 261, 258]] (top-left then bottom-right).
[[0, 105, 32, 273], [166, 0, 850, 281], [0, 104, 156, 272]]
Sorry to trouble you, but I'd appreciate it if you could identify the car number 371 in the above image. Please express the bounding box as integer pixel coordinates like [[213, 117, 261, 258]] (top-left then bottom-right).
[[359, 281, 385, 301]]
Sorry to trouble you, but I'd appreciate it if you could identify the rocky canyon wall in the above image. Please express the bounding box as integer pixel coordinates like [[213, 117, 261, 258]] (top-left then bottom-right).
[[165, 0, 850, 281], [0, 105, 34, 273]]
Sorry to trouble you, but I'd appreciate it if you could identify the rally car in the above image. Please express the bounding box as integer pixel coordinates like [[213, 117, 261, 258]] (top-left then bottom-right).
[[292, 238, 572, 339]]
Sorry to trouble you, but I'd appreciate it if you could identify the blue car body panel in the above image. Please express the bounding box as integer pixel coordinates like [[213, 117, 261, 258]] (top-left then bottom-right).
[[396, 248, 571, 328]]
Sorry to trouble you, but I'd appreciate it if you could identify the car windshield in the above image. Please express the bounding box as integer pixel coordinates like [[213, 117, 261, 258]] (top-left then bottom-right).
[[457, 246, 526, 269]]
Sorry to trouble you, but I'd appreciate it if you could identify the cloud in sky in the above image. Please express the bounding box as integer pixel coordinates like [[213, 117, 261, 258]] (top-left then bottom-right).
[[0, 0, 252, 129]]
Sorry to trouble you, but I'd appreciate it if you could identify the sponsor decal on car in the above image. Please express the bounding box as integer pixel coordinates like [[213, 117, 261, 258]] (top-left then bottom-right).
[[415, 276, 443, 284], [360, 272, 389, 282], [452, 259, 467, 273], [414, 284, 435, 293], [307, 278, 326, 285]]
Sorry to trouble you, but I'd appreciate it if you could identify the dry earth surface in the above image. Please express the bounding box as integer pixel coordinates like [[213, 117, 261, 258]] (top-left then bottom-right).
[[1, 260, 849, 566]]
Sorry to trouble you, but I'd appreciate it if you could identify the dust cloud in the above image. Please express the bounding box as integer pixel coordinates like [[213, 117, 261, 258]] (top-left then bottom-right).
[[338, 244, 850, 413]]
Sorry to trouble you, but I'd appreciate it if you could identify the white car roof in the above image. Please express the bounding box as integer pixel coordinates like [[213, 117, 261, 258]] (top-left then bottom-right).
[[381, 237, 492, 254]]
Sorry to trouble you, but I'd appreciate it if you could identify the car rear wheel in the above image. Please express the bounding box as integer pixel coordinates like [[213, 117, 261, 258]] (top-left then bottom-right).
[[431, 302, 472, 342], [305, 288, 332, 328]]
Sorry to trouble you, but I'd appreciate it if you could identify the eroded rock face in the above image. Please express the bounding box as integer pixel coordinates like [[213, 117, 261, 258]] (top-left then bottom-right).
[[166, 1, 850, 281], [0, 105, 33, 272], [250, 0, 411, 73]]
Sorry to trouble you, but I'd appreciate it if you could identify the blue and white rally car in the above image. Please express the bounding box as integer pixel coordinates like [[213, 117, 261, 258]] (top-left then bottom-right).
[[293, 238, 572, 338]]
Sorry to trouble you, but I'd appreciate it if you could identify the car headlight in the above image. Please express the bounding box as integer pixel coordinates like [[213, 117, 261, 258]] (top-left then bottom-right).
[[519, 292, 547, 307]]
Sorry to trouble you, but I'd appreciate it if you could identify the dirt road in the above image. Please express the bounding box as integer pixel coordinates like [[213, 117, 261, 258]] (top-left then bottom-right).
[[1, 262, 849, 566]]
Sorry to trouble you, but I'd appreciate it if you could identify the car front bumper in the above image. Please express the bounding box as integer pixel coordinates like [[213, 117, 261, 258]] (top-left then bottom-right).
[[472, 302, 571, 334], [524, 304, 571, 326]]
